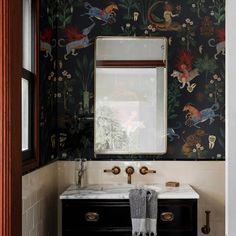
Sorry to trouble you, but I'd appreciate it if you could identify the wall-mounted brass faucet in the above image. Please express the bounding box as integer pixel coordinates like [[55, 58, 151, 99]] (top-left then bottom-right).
[[104, 166, 121, 175], [139, 166, 156, 175], [125, 166, 135, 184]]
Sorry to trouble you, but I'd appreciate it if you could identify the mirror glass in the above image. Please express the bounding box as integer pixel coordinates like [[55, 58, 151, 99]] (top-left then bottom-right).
[[95, 37, 167, 155]]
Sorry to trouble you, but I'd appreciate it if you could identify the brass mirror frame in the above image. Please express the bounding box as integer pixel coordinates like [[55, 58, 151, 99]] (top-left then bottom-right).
[[94, 36, 168, 156]]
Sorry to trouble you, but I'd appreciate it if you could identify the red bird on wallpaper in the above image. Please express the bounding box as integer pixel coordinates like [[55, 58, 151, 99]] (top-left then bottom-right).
[[40, 28, 56, 61], [176, 51, 193, 82], [171, 51, 199, 92], [208, 27, 225, 59], [41, 28, 53, 42], [64, 26, 85, 42], [215, 28, 225, 42]]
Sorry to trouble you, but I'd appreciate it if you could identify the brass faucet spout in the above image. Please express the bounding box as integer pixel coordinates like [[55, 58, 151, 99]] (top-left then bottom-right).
[[128, 175, 131, 184], [125, 166, 135, 184]]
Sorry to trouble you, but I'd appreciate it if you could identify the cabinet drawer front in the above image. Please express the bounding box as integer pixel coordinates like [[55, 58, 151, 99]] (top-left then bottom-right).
[[62, 200, 131, 229], [158, 200, 197, 232]]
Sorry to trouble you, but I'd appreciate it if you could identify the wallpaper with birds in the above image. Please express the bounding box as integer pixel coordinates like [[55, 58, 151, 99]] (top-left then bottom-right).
[[39, 0, 225, 163]]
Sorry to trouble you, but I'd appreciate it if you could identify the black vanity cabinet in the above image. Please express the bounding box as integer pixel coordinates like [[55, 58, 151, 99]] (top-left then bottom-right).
[[62, 199, 197, 236]]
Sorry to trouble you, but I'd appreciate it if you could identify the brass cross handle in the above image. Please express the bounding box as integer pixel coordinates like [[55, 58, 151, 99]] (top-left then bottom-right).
[[104, 166, 121, 175], [139, 166, 156, 175]]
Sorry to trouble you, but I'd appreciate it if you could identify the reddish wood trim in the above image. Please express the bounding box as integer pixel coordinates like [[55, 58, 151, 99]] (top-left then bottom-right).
[[0, 0, 22, 235], [22, 0, 40, 174], [96, 60, 166, 68]]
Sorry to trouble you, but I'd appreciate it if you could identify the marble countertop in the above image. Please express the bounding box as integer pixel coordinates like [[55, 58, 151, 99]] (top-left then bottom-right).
[[60, 183, 199, 200]]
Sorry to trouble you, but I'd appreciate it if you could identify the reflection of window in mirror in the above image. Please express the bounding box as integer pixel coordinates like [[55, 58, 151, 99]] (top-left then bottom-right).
[[95, 37, 167, 155]]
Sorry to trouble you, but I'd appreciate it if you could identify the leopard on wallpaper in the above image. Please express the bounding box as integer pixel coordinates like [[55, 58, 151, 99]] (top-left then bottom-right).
[[40, 0, 225, 163]]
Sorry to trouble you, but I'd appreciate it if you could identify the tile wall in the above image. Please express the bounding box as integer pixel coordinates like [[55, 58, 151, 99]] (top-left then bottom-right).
[[22, 162, 58, 236]]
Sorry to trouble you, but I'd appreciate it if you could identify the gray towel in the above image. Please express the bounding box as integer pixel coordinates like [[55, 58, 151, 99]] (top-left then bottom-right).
[[129, 188, 158, 236]]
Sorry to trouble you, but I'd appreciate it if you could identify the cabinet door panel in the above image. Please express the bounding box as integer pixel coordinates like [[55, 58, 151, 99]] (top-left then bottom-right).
[[158, 204, 193, 230], [157, 232, 195, 236], [158, 199, 197, 236]]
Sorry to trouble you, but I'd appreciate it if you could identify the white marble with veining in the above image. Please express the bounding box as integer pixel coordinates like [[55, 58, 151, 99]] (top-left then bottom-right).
[[60, 183, 199, 200]]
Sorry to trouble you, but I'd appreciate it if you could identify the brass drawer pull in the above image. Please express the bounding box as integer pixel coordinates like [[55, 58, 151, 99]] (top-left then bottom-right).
[[160, 212, 174, 222], [85, 212, 99, 222]]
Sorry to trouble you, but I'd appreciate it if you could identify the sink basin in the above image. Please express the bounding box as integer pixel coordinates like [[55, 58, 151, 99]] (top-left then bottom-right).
[[99, 184, 136, 192], [82, 184, 162, 193]]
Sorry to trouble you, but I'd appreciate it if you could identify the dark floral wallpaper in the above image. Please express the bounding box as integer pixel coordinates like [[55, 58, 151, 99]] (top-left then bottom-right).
[[39, 0, 58, 165], [40, 0, 225, 163]]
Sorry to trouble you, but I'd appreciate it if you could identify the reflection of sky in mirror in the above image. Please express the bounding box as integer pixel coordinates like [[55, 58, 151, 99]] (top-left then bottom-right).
[[96, 68, 157, 102]]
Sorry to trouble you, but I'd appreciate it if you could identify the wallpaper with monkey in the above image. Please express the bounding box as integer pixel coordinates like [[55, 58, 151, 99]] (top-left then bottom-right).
[[40, 0, 225, 163]]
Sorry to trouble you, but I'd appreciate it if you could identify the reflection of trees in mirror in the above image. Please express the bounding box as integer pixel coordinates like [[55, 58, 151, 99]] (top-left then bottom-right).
[[96, 106, 129, 152]]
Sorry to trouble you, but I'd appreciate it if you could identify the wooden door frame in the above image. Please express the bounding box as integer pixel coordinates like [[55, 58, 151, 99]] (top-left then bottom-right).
[[0, 0, 22, 235]]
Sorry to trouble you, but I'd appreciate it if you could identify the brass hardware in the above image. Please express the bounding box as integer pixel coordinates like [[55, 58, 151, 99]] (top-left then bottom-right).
[[104, 166, 121, 175], [125, 166, 135, 184], [201, 210, 211, 234], [160, 212, 174, 222], [165, 181, 179, 187], [139, 166, 156, 175], [85, 212, 100, 222]]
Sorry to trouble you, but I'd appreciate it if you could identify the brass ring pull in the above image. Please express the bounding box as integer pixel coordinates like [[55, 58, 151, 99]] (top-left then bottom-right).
[[160, 212, 174, 222], [85, 212, 99, 222]]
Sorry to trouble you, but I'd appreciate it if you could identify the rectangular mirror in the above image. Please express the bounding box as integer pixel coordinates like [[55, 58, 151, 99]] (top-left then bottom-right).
[[94, 37, 167, 155]]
